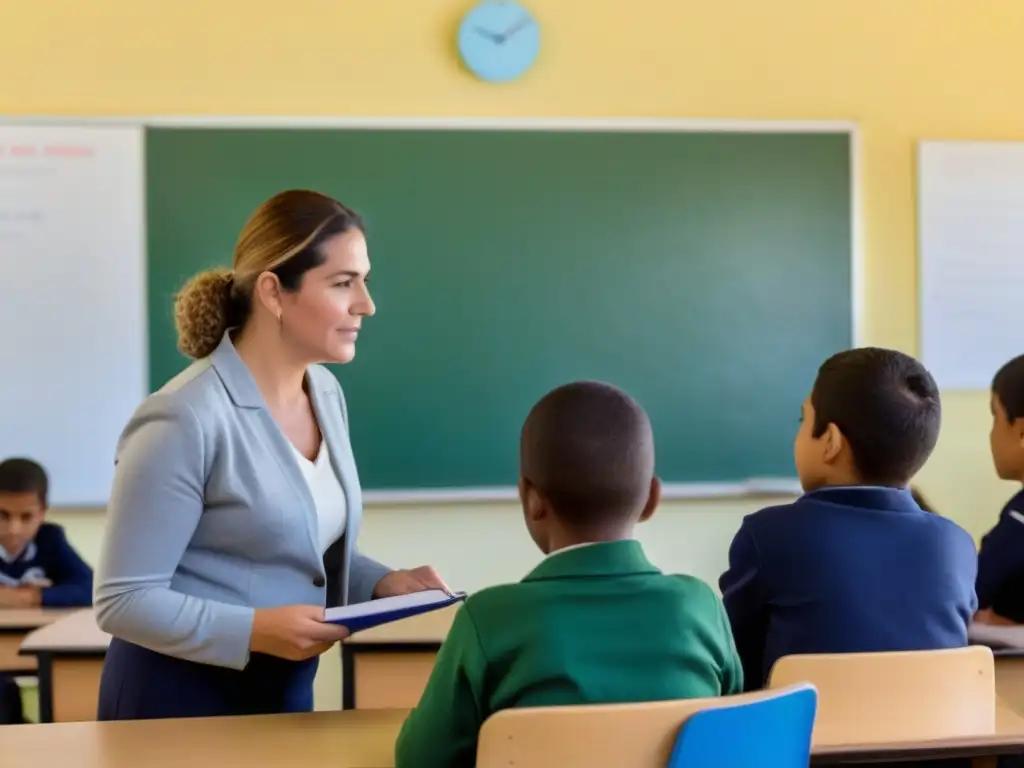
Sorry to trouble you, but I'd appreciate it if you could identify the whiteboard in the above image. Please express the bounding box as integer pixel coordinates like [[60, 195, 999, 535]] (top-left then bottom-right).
[[919, 141, 1024, 390], [0, 126, 145, 506]]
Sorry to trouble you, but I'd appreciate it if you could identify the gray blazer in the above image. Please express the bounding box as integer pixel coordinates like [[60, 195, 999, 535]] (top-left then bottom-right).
[[94, 332, 392, 671]]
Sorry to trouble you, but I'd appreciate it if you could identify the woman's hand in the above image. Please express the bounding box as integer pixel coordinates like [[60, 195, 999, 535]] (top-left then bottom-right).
[[249, 605, 350, 661], [373, 565, 451, 598]]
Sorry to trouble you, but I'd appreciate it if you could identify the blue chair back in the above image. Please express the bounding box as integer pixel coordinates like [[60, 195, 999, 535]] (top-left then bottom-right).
[[667, 683, 817, 768]]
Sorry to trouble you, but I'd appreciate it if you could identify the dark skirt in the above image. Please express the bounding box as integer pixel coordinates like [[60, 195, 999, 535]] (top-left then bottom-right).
[[97, 637, 319, 720]]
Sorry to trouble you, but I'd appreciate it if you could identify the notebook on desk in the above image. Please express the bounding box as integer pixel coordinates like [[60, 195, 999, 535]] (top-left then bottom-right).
[[325, 589, 467, 632]]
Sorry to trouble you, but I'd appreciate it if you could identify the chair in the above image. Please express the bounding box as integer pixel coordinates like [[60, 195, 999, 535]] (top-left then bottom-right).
[[768, 645, 996, 746], [667, 683, 817, 767], [476, 683, 817, 768]]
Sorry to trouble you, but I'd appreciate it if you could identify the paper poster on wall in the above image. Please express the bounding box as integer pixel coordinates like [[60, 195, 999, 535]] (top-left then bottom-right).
[[0, 125, 146, 506], [919, 141, 1024, 390]]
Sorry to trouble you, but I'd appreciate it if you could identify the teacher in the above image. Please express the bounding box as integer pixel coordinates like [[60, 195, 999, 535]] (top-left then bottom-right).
[[94, 189, 448, 720]]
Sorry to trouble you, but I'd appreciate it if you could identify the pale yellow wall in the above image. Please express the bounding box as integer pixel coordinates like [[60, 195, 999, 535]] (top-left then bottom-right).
[[2, 0, 1022, 711]]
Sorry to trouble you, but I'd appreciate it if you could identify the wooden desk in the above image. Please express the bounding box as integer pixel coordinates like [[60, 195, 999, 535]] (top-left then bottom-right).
[[967, 623, 1024, 717], [812, 702, 1024, 764], [0, 703, 1022, 767], [18, 609, 110, 723], [0, 608, 75, 674], [0, 709, 408, 768], [341, 605, 457, 710], [17, 604, 457, 720]]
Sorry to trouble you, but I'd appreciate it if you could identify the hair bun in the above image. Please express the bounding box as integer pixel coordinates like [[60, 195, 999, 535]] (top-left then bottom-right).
[[174, 268, 235, 360]]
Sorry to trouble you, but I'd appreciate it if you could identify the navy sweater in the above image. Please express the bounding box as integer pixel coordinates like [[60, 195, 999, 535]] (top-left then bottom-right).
[[0, 523, 93, 607], [976, 489, 1024, 621], [719, 486, 978, 690]]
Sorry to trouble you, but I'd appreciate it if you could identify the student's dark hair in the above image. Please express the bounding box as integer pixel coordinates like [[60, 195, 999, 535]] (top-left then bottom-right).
[[520, 380, 655, 525], [993, 354, 1024, 421], [174, 190, 365, 359], [810, 347, 940, 487], [0, 458, 49, 506]]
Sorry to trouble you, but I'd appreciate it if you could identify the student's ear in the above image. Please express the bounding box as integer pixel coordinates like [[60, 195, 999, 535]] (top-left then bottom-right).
[[1013, 417, 1024, 447], [518, 476, 548, 522], [638, 476, 661, 523], [821, 422, 846, 464]]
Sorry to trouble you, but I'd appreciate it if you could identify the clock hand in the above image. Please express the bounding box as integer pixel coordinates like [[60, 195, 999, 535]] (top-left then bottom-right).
[[501, 15, 533, 40], [474, 26, 504, 44]]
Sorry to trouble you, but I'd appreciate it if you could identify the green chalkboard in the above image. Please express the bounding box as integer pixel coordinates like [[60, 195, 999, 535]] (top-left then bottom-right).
[[146, 127, 851, 490]]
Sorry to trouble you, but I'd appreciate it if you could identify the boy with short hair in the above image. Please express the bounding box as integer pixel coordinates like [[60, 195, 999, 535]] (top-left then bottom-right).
[[719, 348, 977, 690], [394, 381, 742, 768], [975, 354, 1024, 624], [0, 457, 93, 608]]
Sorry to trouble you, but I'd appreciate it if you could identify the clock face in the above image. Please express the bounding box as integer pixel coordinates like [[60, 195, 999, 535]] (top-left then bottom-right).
[[457, 1, 540, 83]]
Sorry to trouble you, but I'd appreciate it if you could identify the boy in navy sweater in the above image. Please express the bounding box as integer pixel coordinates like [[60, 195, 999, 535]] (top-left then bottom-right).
[[719, 348, 977, 689], [0, 458, 92, 608], [975, 354, 1024, 624]]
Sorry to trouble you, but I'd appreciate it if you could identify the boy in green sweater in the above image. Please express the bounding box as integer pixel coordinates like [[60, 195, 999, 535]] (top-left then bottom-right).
[[394, 380, 743, 768]]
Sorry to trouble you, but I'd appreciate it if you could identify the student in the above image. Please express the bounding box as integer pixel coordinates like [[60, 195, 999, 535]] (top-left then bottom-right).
[[0, 458, 93, 608], [719, 347, 977, 690], [975, 354, 1024, 625], [394, 381, 743, 768]]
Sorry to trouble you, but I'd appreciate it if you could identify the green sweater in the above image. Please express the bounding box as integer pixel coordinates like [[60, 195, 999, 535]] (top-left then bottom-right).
[[394, 540, 743, 768]]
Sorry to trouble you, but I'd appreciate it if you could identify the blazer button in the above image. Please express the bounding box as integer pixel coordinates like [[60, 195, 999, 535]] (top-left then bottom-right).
[[313, 575, 326, 588]]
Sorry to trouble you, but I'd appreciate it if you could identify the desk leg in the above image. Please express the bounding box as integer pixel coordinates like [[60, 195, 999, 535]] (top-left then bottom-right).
[[36, 653, 104, 723], [342, 646, 355, 710], [342, 645, 439, 710], [35, 653, 54, 722]]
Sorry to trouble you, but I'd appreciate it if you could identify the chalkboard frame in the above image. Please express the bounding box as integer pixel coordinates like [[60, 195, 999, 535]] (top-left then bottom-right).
[[148, 117, 861, 503]]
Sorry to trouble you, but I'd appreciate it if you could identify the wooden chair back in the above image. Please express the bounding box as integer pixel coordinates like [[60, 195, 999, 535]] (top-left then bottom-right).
[[476, 685, 813, 768], [768, 646, 996, 744]]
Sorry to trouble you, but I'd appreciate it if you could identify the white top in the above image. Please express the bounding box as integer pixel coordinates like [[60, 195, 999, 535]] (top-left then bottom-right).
[[543, 541, 610, 559], [290, 439, 348, 554]]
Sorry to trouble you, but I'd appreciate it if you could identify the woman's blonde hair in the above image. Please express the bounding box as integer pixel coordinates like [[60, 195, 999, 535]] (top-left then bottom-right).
[[173, 189, 364, 359]]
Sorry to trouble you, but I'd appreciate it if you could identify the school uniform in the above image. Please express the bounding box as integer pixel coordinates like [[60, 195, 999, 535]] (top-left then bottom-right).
[[976, 488, 1024, 622], [394, 540, 743, 768], [0, 522, 93, 607], [719, 486, 978, 690]]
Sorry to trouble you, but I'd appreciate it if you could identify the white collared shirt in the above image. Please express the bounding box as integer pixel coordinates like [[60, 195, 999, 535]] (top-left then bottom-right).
[[289, 440, 348, 555], [543, 540, 622, 559], [0, 541, 35, 564]]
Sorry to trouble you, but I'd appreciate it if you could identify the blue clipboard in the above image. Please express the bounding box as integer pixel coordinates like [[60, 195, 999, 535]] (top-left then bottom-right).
[[324, 589, 467, 633]]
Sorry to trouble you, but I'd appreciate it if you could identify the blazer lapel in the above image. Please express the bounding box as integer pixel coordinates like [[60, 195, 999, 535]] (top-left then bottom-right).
[[209, 332, 321, 561], [308, 374, 361, 534]]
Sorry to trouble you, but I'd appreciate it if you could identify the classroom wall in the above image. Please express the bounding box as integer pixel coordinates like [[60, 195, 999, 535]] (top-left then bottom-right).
[[2, 0, 1021, 710]]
